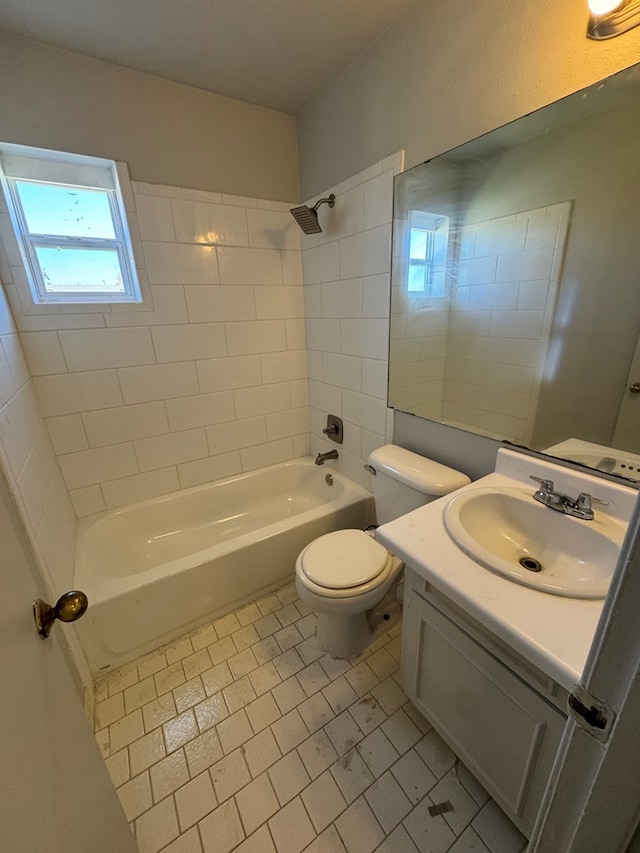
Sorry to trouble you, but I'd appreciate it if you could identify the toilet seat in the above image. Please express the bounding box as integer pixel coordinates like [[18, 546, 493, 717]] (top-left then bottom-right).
[[298, 529, 394, 599]]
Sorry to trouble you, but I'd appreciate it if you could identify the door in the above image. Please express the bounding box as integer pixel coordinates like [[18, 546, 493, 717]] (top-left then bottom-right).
[[612, 334, 640, 452], [0, 464, 138, 853], [529, 492, 640, 852]]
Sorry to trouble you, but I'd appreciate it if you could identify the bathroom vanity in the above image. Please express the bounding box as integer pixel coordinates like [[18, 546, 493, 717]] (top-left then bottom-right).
[[377, 448, 638, 838]]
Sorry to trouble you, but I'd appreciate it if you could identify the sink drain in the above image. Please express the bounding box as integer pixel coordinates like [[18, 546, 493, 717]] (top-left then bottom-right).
[[519, 556, 543, 573]]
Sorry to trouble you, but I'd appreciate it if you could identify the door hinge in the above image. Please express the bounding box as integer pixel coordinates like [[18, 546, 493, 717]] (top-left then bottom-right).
[[568, 685, 615, 742]]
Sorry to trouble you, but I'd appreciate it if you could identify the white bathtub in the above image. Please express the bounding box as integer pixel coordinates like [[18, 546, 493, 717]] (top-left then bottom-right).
[[74, 458, 374, 673]]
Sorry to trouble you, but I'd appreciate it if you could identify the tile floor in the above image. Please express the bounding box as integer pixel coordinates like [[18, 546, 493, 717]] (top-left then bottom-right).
[[94, 583, 528, 853]]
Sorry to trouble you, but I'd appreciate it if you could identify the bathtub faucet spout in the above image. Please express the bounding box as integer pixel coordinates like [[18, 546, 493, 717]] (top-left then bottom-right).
[[315, 449, 339, 465]]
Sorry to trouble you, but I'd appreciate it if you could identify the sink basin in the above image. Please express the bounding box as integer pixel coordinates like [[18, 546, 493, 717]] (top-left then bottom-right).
[[443, 487, 625, 598]]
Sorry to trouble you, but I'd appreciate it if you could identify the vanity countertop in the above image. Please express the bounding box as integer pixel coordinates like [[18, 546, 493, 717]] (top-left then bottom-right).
[[376, 448, 638, 691]]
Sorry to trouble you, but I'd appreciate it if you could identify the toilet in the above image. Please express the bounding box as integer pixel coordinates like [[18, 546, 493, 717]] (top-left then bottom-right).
[[295, 444, 470, 659]]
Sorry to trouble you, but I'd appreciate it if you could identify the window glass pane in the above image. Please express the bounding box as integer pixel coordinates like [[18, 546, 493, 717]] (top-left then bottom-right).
[[35, 246, 125, 293], [409, 228, 428, 260], [408, 264, 425, 292], [16, 181, 116, 239]]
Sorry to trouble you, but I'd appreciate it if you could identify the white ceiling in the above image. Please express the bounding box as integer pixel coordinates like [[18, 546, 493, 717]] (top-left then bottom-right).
[[0, 0, 419, 114]]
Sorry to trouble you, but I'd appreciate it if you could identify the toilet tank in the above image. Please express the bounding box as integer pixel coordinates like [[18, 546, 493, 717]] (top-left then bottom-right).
[[368, 445, 470, 525]]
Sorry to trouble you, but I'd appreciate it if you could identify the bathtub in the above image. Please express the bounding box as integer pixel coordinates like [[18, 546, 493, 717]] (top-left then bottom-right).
[[74, 458, 374, 673]]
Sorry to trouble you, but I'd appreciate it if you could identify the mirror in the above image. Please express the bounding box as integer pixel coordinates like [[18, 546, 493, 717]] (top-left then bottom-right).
[[389, 62, 640, 481]]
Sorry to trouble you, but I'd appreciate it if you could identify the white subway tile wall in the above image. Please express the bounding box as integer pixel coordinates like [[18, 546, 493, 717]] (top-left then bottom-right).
[[303, 153, 403, 490], [390, 201, 570, 446], [0, 266, 77, 595], [0, 185, 310, 516]]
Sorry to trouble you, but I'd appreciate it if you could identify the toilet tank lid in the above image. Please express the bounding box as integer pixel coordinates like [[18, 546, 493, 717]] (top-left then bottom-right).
[[367, 445, 470, 495]]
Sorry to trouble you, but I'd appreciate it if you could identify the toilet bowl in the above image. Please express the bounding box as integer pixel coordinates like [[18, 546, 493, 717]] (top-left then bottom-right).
[[295, 444, 471, 659], [295, 528, 404, 659]]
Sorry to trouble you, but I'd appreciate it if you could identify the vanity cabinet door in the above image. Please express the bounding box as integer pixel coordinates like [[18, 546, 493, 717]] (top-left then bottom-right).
[[403, 592, 566, 838]]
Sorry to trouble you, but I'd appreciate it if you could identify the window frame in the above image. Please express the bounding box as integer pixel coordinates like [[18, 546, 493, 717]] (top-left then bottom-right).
[[0, 144, 141, 305], [406, 209, 450, 299]]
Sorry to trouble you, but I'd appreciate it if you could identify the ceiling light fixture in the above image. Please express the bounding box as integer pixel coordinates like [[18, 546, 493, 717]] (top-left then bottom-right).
[[587, 0, 640, 38]]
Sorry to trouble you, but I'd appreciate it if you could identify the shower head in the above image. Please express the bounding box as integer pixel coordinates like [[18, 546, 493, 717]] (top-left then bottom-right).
[[290, 194, 336, 234]]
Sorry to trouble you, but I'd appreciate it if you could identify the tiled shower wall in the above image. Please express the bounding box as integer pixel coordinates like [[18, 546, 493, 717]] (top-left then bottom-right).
[[443, 202, 571, 444], [302, 153, 403, 491], [0, 179, 309, 517], [0, 279, 76, 590]]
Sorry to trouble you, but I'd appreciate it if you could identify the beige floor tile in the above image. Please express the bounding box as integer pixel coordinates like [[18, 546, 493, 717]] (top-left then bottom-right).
[[235, 772, 279, 835], [199, 798, 245, 853], [232, 623, 260, 651], [246, 692, 281, 733], [96, 585, 517, 853], [268, 750, 310, 806], [298, 729, 338, 780], [155, 661, 186, 696], [143, 693, 177, 732], [194, 691, 229, 732], [137, 650, 169, 681], [150, 749, 190, 802], [95, 693, 125, 729], [125, 677, 158, 714], [390, 749, 437, 804], [236, 602, 261, 627], [175, 771, 217, 830], [105, 748, 130, 788], [210, 748, 251, 802], [249, 660, 281, 696], [110, 709, 145, 752], [161, 826, 204, 853], [301, 770, 347, 833], [357, 729, 399, 778], [244, 728, 282, 778], [174, 676, 206, 713], [117, 771, 152, 821], [201, 661, 233, 696], [272, 676, 306, 714], [135, 796, 180, 853], [184, 728, 223, 778], [214, 612, 241, 638], [330, 748, 374, 805], [129, 728, 166, 776], [268, 796, 315, 853], [163, 709, 199, 752], [403, 797, 457, 853], [217, 708, 254, 754], [235, 825, 277, 852], [364, 771, 412, 834], [271, 708, 309, 754], [335, 796, 384, 853], [183, 648, 213, 681], [223, 674, 257, 713]]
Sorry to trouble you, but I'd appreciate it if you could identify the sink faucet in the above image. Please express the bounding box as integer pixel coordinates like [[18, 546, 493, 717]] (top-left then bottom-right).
[[315, 449, 339, 465], [529, 475, 608, 520]]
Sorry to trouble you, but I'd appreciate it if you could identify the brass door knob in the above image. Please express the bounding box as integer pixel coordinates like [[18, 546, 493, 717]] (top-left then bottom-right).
[[33, 591, 88, 639], [629, 382, 640, 393]]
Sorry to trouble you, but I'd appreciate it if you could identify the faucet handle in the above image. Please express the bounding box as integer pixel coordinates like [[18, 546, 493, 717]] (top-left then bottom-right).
[[576, 492, 609, 510], [529, 475, 554, 492]]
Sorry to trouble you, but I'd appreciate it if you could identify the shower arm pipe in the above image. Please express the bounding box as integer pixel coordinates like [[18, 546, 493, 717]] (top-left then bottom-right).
[[312, 194, 336, 213]]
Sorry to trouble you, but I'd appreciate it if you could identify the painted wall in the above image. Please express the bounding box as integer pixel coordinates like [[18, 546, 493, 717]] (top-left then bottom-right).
[[0, 177, 308, 516], [297, 0, 640, 200], [302, 154, 401, 491], [0, 31, 299, 202], [297, 0, 640, 475]]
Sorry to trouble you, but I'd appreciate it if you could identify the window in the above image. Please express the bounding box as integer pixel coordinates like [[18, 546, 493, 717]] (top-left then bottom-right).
[[407, 210, 449, 297], [0, 143, 141, 304]]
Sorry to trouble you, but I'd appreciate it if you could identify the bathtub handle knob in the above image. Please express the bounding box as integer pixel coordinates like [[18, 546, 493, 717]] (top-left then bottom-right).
[[33, 590, 89, 639]]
